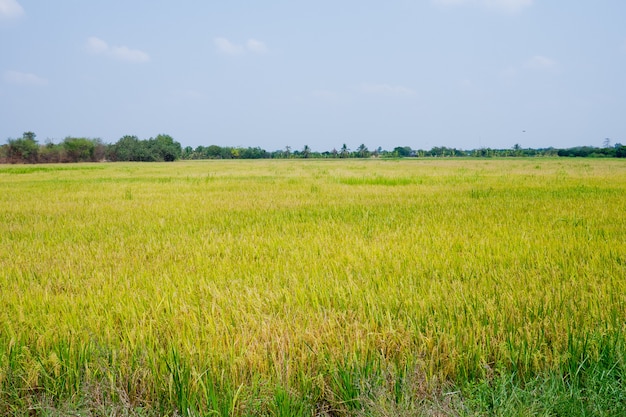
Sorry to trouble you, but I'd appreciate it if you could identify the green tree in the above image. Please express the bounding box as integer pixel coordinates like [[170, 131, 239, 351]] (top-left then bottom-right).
[[107, 135, 143, 161], [356, 144, 369, 158], [7, 132, 39, 163], [340, 143, 350, 158], [39, 141, 62, 163], [149, 134, 182, 161], [393, 146, 412, 157], [63, 137, 96, 162], [0, 143, 8, 163], [182, 146, 194, 159], [206, 145, 222, 159], [302, 145, 311, 159]]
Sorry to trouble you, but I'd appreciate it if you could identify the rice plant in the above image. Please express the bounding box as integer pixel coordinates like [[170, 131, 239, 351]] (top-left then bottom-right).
[[0, 158, 624, 415]]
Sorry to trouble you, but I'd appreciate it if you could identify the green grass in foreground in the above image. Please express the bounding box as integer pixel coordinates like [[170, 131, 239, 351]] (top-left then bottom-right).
[[0, 158, 625, 416]]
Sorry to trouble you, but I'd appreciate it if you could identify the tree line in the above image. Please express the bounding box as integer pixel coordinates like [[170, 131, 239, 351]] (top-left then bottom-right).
[[1, 132, 625, 164], [0, 133, 182, 163]]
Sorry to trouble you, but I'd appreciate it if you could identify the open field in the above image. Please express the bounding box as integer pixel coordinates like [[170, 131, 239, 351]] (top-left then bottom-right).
[[1, 158, 625, 416]]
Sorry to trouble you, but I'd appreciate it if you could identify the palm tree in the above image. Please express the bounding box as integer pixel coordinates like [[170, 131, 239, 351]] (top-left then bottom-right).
[[340, 143, 349, 158], [357, 144, 369, 158]]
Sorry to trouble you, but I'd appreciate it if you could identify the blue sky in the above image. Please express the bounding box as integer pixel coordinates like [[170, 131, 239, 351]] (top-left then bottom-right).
[[1, 0, 625, 151]]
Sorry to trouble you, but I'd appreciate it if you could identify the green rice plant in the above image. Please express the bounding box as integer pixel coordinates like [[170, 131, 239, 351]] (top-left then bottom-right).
[[270, 385, 311, 417], [0, 158, 625, 415]]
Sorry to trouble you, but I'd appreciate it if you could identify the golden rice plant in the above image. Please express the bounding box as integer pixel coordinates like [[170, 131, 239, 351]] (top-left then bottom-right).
[[0, 158, 625, 415]]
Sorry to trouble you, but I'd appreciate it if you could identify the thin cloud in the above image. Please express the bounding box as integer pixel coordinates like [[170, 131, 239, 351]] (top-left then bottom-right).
[[357, 83, 415, 97], [433, 0, 533, 13], [215, 37, 269, 55], [86, 36, 150, 63], [0, 0, 23, 19], [246, 39, 268, 54], [524, 55, 558, 71], [86, 37, 108, 54], [110, 45, 150, 63], [3, 70, 47, 86], [214, 37, 244, 55]]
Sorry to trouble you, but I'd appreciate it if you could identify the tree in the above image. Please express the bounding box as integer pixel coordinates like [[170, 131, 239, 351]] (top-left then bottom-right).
[[206, 145, 222, 159], [393, 146, 412, 157], [63, 137, 96, 162], [340, 143, 350, 158], [302, 145, 311, 159], [149, 134, 182, 161], [107, 135, 142, 161], [182, 146, 194, 159], [7, 132, 39, 163], [356, 144, 369, 158], [0, 144, 7, 163]]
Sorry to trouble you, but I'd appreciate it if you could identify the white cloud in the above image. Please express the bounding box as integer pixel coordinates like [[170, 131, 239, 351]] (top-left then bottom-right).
[[524, 55, 558, 71], [0, 0, 23, 19], [357, 83, 415, 97], [432, 0, 533, 13], [214, 37, 244, 55], [3, 70, 47, 86], [215, 37, 269, 55], [483, 0, 533, 13], [86, 37, 150, 63], [109, 45, 150, 63], [246, 39, 268, 54], [86, 37, 108, 54]]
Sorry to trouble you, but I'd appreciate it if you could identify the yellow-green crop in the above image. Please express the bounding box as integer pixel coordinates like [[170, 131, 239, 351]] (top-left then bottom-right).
[[1, 158, 625, 415]]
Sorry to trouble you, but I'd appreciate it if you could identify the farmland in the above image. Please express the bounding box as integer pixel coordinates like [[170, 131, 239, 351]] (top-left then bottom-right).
[[1, 158, 625, 415]]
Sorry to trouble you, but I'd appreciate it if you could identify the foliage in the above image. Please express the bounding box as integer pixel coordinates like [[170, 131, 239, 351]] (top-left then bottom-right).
[[0, 135, 620, 161], [6, 132, 39, 163], [148, 134, 182, 162], [106, 134, 182, 162], [62, 137, 106, 162], [2, 130, 625, 164]]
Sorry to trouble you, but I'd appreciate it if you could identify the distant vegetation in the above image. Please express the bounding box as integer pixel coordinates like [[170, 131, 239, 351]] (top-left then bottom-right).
[[0, 132, 181, 164], [1, 131, 625, 163]]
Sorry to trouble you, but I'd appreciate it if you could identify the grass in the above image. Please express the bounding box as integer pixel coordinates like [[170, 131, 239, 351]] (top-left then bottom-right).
[[0, 158, 625, 415]]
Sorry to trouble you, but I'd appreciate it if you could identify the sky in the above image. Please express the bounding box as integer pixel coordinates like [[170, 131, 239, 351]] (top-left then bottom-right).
[[1, 0, 626, 152]]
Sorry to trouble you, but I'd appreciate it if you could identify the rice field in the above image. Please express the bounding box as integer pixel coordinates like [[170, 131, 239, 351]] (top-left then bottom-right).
[[1, 158, 625, 416]]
